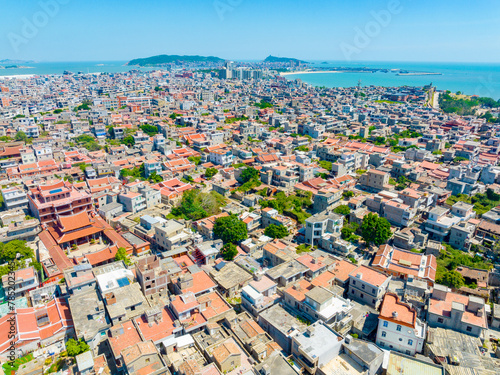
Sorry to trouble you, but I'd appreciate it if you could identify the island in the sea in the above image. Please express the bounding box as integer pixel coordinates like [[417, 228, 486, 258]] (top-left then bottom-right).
[[0, 65, 35, 69], [263, 55, 308, 64], [127, 54, 225, 66], [0, 59, 35, 64]]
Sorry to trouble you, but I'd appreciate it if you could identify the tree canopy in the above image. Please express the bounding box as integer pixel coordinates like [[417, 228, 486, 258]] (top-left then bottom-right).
[[439, 93, 500, 116], [240, 167, 260, 183], [260, 191, 312, 224], [264, 224, 289, 239], [15, 131, 28, 142], [221, 243, 238, 261], [66, 338, 90, 357], [318, 160, 332, 171], [73, 134, 101, 151], [115, 247, 130, 265], [0, 240, 41, 277], [361, 213, 392, 246], [205, 168, 218, 180], [333, 205, 350, 216], [213, 214, 248, 244], [148, 172, 163, 183], [139, 124, 159, 136], [171, 190, 227, 221], [122, 135, 135, 147], [342, 191, 354, 199], [438, 270, 465, 289]]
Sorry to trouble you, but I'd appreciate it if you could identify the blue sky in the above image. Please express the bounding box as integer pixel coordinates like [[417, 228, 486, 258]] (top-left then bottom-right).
[[1, 0, 499, 62]]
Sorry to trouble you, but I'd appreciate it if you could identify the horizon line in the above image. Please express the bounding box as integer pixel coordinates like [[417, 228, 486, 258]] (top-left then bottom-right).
[[2, 58, 500, 65]]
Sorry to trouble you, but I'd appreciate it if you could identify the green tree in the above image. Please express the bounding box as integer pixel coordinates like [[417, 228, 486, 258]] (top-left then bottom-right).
[[396, 175, 409, 191], [148, 172, 163, 183], [341, 227, 353, 240], [295, 145, 309, 152], [171, 190, 226, 221], [438, 270, 465, 289], [486, 188, 500, 201], [333, 205, 350, 216], [205, 168, 218, 179], [221, 242, 238, 261], [361, 213, 391, 246], [188, 156, 201, 165], [341, 222, 359, 242], [15, 131, 28, 142], [122, 135, 135, 147], [240, 167, 259, 183], [342, 191, 354, 199], [0, 240, 41, 277], [115, 247, 130, 265], [318, 160, 332, 171], [66, 339, 90, 357], [213, 214, 248, 244], [264, 224, 289, 239], [139, 124, 159, 136]]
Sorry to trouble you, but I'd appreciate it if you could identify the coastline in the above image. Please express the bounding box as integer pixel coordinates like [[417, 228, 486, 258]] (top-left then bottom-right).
[[280, 70, 342, 76], [0, 74, 35, 79]]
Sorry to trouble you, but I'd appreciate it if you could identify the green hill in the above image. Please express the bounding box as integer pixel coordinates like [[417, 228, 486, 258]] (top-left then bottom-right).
[[127, 55, 224, 66], [263, 55, 308, 64]]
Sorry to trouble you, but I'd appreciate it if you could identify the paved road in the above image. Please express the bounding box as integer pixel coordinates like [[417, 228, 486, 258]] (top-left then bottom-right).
[[432, 91, 440, 109]]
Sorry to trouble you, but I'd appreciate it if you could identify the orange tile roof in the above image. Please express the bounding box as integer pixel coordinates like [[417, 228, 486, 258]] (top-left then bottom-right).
[[283, 279, 313, 303], [349, 265, 389, 287], [134, 307, 177, 343], [429, 290, 487, 328], [379, 293, 417, 328], [108, 320, 142, 357]]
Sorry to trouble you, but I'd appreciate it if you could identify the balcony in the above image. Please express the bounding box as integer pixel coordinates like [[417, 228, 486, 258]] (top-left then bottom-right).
[[135, 203, 147, 212], [295, 354, 316, 373]]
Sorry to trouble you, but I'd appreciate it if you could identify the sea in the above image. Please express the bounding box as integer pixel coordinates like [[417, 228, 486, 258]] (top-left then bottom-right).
[[0, 60, 150, 76], [1, 60, 500, 100], [285, 61, 500, 100]]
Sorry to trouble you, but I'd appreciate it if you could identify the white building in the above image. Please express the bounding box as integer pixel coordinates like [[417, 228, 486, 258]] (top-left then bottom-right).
[[33, 145, 53, 161], [376, 293, 426, 355], [2, 186, 29, 210], [209, 149, 234, 167]]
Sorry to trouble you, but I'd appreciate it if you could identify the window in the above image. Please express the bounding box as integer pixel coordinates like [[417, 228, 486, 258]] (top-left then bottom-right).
[[408, 339, 413, 346], [382, 331, 386, 337], [352, 280, 356, 285], [379, 342, 385, 347], [372, 288, 376, 294], [466, 326, 472, 332], [362, 284, 365, 290], [396, 325, 401, 331], [383, 321, 388, 327], [406, 350, 411, 355], [437, 318, 444, 323], [360, 293, 364, 298]]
